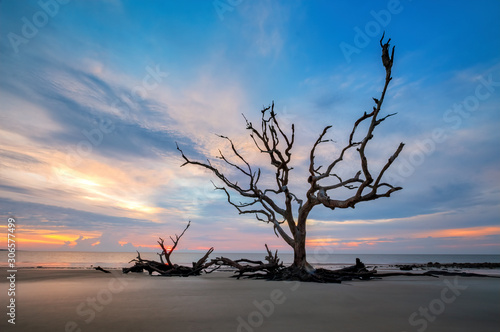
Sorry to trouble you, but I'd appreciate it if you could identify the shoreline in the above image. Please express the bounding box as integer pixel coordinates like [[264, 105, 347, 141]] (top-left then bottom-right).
[[4, 262, 500, 276], [1, 269, 499, 331]]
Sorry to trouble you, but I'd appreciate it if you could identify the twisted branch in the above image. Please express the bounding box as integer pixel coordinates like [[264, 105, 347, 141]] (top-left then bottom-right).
[[306, 34, 404, 211], [158, 220, 191, 266]]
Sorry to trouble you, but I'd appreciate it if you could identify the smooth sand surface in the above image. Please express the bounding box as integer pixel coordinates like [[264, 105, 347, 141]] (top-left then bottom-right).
[[1, 269, 499, 332]]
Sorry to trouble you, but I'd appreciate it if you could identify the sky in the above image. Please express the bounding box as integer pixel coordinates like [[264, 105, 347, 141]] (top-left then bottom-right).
[[0, 0, 499, 255]]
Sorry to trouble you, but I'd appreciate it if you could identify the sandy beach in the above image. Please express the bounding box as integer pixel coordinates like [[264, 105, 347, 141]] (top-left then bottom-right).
[[1, 269, 499, 332]]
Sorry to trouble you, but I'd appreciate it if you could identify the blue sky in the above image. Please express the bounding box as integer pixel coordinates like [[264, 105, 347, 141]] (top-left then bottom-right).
[[0, 0, 499, 254]]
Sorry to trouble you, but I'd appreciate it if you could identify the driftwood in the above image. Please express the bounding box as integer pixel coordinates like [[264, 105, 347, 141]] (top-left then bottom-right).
[[204, 244, 283, 279], [397, 262, 500, 270], [123, 248, 215, 277], [121, 221, 500, 282], [201, 250, 500, 283], [95, 266, 111, 273], [123, 221, 215, 277], [123, 238, 500, 282]]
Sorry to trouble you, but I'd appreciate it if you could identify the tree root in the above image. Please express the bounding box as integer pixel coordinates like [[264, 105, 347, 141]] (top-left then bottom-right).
[[202, 254, 500, 283]]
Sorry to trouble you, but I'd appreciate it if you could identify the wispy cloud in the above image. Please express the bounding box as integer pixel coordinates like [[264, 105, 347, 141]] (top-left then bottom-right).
[[0, 1, 499, 254]]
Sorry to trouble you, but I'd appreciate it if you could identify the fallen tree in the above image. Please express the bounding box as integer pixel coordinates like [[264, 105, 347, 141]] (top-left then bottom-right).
[[123, 221, 214, 276]]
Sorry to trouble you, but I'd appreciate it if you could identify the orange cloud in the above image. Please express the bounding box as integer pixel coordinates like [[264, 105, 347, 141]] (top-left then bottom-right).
[[417, 226, 500, 239], [306, 236, 397, 250], [195, 246, 213, 251], [306, 238, 340, 247], [307, 236, 393, 245], [0, 225, 167, 251], [0, 226, 101, 249]]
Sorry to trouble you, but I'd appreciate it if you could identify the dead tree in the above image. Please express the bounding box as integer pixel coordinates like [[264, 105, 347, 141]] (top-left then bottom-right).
[[123, 221, 214, 276], [176, 35, 404, 278]]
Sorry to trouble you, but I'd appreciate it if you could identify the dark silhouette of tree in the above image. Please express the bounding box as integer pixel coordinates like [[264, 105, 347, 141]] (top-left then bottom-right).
[[177, 35, 404, 273], [124, 221, 215, 276]]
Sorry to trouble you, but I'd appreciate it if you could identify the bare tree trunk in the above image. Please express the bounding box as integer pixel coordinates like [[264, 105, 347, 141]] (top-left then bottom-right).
[[293, 232, 307, 268], [292, 210, 314, 272], [293, 234, 315, 273]]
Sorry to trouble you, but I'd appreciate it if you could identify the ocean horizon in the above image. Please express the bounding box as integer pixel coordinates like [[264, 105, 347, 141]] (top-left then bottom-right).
[[2, 250, 500, 269]]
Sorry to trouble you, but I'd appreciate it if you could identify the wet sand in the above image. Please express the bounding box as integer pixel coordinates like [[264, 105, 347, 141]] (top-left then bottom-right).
[[1, 269, 499, 331]]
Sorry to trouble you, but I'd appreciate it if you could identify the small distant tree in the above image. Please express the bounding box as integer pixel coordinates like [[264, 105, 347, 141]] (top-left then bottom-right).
[[177, 35, 404, 273]]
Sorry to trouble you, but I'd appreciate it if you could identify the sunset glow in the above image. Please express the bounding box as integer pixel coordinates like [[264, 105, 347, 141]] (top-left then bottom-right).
[[418, 226, 500, 239], [1, 1, 499, 254]]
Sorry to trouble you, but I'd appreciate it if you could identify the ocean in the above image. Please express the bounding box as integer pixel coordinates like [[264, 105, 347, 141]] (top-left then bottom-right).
[[2, 250, 500, 269]]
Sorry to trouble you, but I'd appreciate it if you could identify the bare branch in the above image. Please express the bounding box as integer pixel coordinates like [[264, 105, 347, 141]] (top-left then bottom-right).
[[309, 125, 332, 179], [214, 183, 295, 247], [176, 142, 258, 198], [305, 35, 403, 213], [158, 220, 191, 266]]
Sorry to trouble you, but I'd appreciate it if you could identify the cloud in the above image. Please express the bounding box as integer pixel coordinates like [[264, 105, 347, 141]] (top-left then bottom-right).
[[237, 1, 289, 58], [61, 232, 148, 252], [1, 0, 499, 255]]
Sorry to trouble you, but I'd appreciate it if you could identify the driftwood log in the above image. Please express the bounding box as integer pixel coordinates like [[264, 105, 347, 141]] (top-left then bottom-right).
[[123, 248, 215, 276], [123, 221, 215, 276], [203, 244, 283, 279], [95, 266, 111, 273]]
